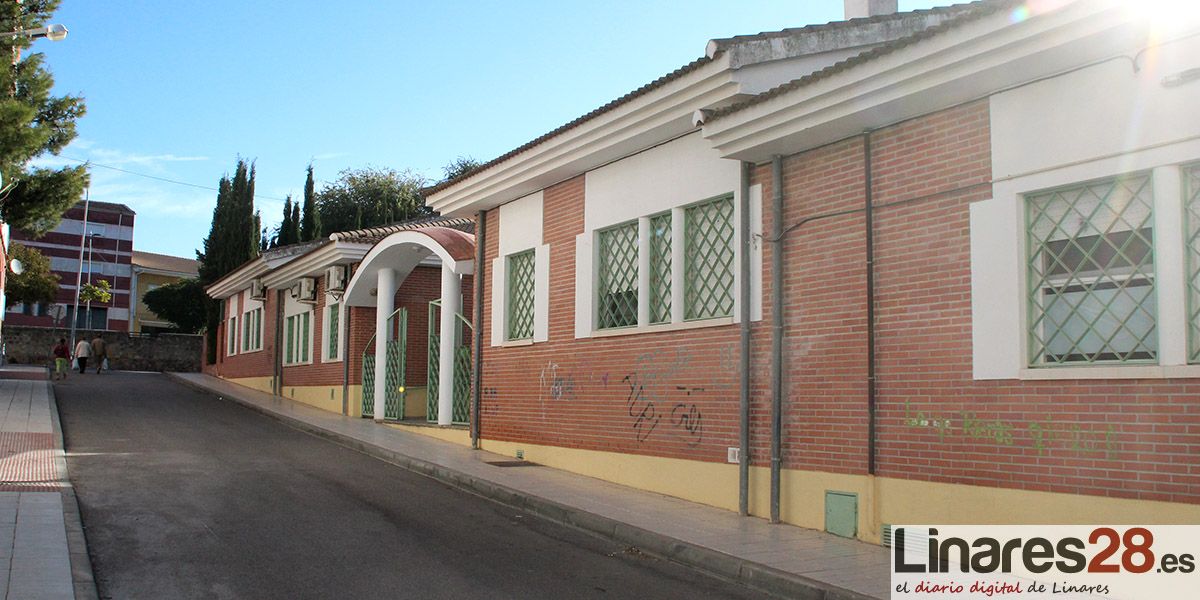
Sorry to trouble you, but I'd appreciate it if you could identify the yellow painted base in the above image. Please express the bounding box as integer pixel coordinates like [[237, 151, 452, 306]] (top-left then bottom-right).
[[215, 376, 1200, 545], [280, 384, 344, 414], [220, 376, 350, 416], [476, 439, 1200, 544], [221, 375, 273, 395], [384, 421, 471, 445], [403, 387, 428, 419]]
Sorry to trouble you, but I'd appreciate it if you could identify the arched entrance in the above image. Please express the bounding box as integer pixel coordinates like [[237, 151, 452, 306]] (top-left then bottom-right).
[[344, 227, 475, 425]]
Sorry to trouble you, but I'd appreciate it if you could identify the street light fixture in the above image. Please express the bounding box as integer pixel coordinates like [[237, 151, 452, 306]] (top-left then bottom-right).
[[0, 24, 68, 42]]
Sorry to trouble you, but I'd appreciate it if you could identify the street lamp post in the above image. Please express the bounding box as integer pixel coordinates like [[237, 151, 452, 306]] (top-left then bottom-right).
[[68, 188, 89, 352], [85, 232, 95, 331]]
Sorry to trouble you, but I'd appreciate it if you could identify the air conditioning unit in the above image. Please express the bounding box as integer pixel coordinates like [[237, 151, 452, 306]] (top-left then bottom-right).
[[248, 279, 266, 300], [291, 277, 317, 304], [325, 265, 347, 293]]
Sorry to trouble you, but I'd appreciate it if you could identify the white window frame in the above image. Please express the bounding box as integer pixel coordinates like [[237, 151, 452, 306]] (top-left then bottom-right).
[[322, 294, 343, 363], [972, 161, 1197, 380], [581, 192, 751, 338], [241, 306, 264, 353], [227, 316, 238, 356], [282, 293, 313, 366], [225, 295, 240, 357], [490, 191, 550, 347]]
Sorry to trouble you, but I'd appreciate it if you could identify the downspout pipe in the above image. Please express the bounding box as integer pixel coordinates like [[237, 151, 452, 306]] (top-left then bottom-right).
[[738, 161, 752, 517], [341, 302, 350, 415], [864, 132, 878, 475], [770, 155, 784, 524], [471, 210, 487, 449], [274, 288, 285, 396]]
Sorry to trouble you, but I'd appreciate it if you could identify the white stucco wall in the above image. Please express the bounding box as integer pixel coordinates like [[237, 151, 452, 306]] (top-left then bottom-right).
[[492, 191, 549, 346], [972, 33, 1200, 379], [577, 132, 761, 338]]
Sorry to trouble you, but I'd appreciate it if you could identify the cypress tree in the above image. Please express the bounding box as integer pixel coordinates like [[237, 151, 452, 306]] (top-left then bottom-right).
[[253, 210, 262, 253], [300, 164, 320, 241], [280, 196, 294, 245], [197, 158, 262, 363], [290, 202, 301, 244]]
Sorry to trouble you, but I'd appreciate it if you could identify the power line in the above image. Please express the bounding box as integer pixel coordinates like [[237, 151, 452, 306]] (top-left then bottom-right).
[[58, 155, 290, 202]]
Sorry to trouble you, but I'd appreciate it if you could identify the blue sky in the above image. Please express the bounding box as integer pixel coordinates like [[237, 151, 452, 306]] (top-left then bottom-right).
[[33, 0, 947, 258]]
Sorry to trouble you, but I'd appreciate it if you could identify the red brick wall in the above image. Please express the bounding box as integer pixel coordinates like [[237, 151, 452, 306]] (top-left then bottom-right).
[[476, 99, 1200, 506], [751, 99, 1199, 504], [478, 175, 742, 461], [206, 265, 471, 396], [205, 291, 277, 380]]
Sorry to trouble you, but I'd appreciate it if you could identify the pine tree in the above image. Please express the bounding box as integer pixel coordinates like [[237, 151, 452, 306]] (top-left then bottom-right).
[[0, 1, 89, 235], [300, 164, 321, 241]]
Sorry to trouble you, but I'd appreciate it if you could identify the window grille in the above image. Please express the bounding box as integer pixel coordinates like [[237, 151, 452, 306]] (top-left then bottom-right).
[[649, 213, 672, 324], [597, 222, 639, 329], [506, 250, 535, 340], [1026, 174, 1156, 365], [1186, 164, 1200, 363], [328, 303, 340, 359], [684, 195, 735, 320]]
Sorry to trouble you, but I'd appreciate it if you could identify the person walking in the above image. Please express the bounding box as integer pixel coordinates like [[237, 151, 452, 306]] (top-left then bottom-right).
[[73, 338, 93, 374], [52, 338, 70, 380], [91, 336, 107, 374]]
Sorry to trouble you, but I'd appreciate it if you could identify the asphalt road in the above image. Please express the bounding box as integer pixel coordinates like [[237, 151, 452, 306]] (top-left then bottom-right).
[[55, 372, 770, 600]]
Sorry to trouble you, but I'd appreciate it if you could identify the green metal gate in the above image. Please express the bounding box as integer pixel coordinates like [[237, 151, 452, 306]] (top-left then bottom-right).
[[361, 307, 407, 420], [427, 299, 472, 424]]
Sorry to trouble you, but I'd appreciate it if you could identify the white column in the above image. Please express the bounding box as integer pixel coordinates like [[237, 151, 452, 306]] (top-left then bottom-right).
[[637, 218, 651, 327], [373, 267, 395, 422], [438, 264, 461, 426]]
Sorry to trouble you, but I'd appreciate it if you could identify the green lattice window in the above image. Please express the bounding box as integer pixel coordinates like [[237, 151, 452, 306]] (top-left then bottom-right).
[[649, 213, 672, 324], [597, 221, 639, 329], [227, 316, 238, 356], [506, 250, 535, 340], [1186, 164, 1200, 363], [241, 307, 262, 352], [1026, 174, 1157, 365], [284, 311, 312, 364], [685, 194, 735, 320], [327, 303, 340, 360]]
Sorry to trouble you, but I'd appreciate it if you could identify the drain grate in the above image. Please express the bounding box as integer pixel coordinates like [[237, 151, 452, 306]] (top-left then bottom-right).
[[485, 460, 538, 467]]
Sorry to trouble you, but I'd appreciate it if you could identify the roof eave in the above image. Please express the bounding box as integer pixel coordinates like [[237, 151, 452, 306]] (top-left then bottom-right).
[[205, 259, 269, 299], [701, 1, 1131, 163], [132, 266, 198, 278], [261, 240, 373, 288]]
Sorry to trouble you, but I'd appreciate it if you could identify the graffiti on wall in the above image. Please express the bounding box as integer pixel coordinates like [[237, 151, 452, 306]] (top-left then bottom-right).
[[508, 343, 736, 447], [903, 400, 1120, 458]]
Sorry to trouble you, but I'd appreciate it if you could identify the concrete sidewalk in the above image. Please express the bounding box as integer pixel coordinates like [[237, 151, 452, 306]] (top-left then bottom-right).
[[0, 367, 96, 600], [170, 372, 890, 600]]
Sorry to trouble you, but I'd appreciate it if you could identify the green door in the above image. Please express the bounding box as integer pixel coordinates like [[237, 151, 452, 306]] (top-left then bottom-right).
[[361, 307, 407, 420], [427, 299, 473, 424]]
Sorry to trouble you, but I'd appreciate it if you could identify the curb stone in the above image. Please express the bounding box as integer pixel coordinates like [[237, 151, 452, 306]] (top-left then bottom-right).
[[46, 378, 101, 600]]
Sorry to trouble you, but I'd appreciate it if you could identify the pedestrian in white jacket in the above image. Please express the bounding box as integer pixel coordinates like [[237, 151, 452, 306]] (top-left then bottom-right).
[[73, 339, 92, 374]]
